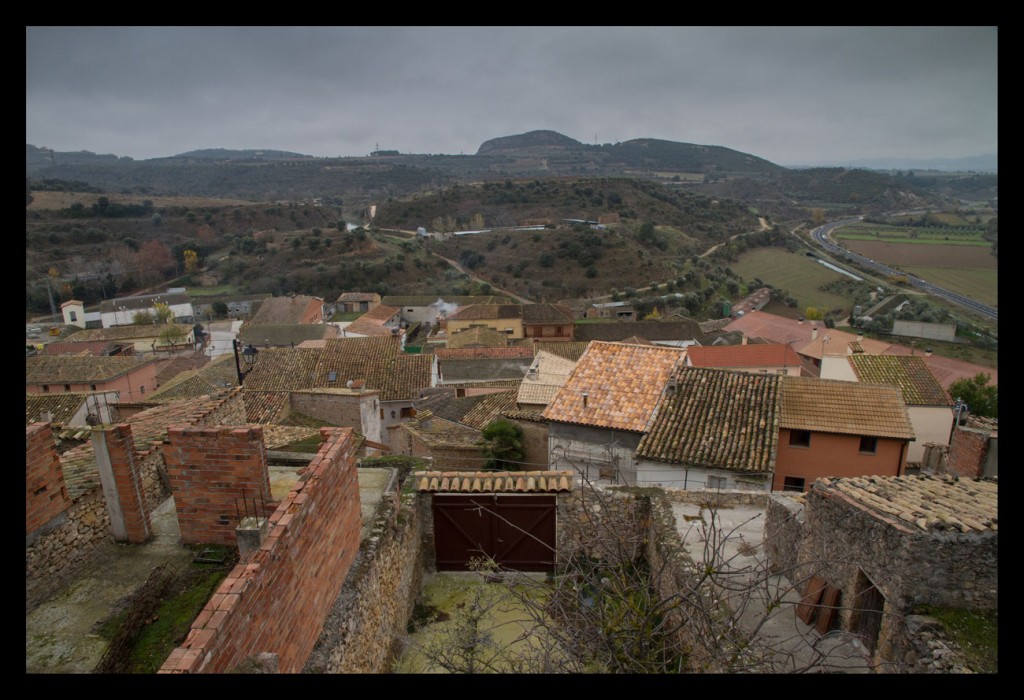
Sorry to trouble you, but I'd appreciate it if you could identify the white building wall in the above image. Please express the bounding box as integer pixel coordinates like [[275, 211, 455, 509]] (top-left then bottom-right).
[[906, 406, 955, 463], [820, 355, 858, 381], [635, 461, 771, 491]]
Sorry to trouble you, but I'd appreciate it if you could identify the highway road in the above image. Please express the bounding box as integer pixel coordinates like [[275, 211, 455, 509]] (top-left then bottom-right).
[[810, 217, 997, 322]]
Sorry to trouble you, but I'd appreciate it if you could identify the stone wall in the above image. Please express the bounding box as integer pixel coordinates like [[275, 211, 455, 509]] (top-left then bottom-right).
[[26, 489, 111, 610], [160, 428, 361, 674], [304, 488, 424, 673], [661, 487, 770, 508], [763, 494, 806, 577]]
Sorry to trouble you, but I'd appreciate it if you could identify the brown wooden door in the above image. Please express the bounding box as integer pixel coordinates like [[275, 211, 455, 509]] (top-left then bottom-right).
[[433, 495, 556, 572]]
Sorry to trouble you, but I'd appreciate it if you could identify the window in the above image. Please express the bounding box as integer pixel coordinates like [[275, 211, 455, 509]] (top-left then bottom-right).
[[783, 476, 806, 492], [42, 385, 50, 393], [64, 384, 71, 392], [391, 410, 396, 419], [707, 475, 727, 490], [90, 384, 97, 391], [859, 436, 878, 454], [69, 311, 77, 321], [789, 430, 811, 448], [140, 385, 145, 394]]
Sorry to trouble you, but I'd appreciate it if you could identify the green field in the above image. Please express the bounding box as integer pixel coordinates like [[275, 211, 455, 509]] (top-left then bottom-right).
[[732, 249, 853, 313], [901, 266, 999, 307], [836, 223, 987, 246]]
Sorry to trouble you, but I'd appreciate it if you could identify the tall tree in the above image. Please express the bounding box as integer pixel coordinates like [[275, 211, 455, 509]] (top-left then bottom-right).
[[948, 373, 997, 419], [479, 419, 524, 470]]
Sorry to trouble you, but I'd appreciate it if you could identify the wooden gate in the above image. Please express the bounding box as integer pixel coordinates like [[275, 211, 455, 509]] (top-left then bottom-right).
[[432, 494, 556, 572], [851, 571, 886, 654]]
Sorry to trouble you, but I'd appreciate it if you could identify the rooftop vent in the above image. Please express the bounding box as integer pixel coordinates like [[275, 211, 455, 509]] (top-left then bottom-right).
[[582, 392, 588, 408]]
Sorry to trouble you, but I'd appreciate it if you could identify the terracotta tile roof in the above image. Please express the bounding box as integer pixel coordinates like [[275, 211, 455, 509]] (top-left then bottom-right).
[[815, 475, 997, 533], [149, 355, 239, 401], [436, 347, 534, 360], [337, 292, 381, 303], [881, 347, 998, 389], [360, 303, 401, 323], [618, 336, 658, 346], [438, 356, 533, 383], [528, 340, 590, 362], [249, 295, 323, 325], [243, 390, 290, 423], [796, 330, 890, 361], [448, 304, 524, 321], [686, 344, 802, 369], [848, 355, 953, 406], [60, 392, 239, 499], [502, 408, 548, 423], [154, 355, 211, 385], [517, 350, 577, 406], [237, 323, 338, 346], [65, 323, 194, 342], [573, 319, 704, 344], [460, 390, 519, 430], [44, 340, 133, 356], [242, 347, 322, 391], [965, 415, 998, 433], [542, 341, 686, 432], [26, 393, 90, 425], [26, 355, 155, 384], [779, 376, 914, 440], [343, 319, 400, 337], [636, 367, 780, 473], [447, 327, 510, 349], [401, 417, 483, 450], [456, 379, 523, 389], [99, 292, 189, 313], [413, 470, 575, 493], [521, 304, 575, 324]]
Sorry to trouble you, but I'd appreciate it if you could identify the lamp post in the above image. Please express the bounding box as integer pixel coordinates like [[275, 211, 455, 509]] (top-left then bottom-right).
[[232, 338, 259, 385]]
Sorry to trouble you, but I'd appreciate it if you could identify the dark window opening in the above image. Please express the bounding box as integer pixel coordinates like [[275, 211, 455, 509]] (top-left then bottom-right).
[[783, 476, 806, 492], [859, 436, 878, 454], [789, 430, 811, 448]]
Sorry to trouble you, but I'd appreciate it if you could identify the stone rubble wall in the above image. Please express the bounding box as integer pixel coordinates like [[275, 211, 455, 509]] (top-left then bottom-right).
[[25, 488, 111, 611]]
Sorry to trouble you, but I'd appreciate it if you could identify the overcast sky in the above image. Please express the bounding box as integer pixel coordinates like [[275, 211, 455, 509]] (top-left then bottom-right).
[[26, 26, 997, 167]]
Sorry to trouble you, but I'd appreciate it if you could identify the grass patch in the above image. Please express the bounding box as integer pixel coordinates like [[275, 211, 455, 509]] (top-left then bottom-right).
[[837, 327, 997, 370], [186, 284, 240, 297], [732, 248, 851, 312], [901, 266, 998, 307], [274, 433, 326, 453], [915, 606, 997, 673], [95, 545, 236, 673], [125, 567, 229, 673]]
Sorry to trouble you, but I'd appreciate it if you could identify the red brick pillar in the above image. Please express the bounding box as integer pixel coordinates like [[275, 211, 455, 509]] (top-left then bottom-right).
[[165, 426, 271, 546], [947, 427, 988, 478], [92, 424, 152, 543], [26, 423, 71, 537]]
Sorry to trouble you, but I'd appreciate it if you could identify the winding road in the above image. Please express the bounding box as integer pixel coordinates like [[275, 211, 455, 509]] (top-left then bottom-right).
[[810, 218, 997, 322]]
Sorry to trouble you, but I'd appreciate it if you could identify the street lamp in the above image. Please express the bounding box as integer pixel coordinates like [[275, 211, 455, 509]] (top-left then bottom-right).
[[232, 338, 259, 385]]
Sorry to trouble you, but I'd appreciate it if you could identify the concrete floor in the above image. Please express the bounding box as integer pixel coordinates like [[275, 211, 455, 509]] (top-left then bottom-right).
[[26, 466, 392, 674]]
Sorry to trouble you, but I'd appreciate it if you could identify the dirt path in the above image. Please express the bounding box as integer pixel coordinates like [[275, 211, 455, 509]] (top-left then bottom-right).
[[432, 253, 533, 304]]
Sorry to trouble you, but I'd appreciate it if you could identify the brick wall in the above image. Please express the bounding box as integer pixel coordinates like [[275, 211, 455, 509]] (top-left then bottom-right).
[[94, 424, 152, 543], [160, 428, 361, 673], [946, 428, 989, 478], [164, 425, 272, 545], [304, 488, 424, 672], [26, 423, 71, 537]]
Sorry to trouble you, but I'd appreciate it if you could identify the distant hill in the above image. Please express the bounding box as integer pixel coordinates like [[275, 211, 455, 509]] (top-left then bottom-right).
[[840, 154, 997, 173], [169, 148, 313, 161], [477, 130, 586, 154], [26, 144, 127, 169]]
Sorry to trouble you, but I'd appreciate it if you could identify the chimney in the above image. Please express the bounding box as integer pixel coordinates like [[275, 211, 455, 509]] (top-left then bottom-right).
[[741, 334, 748, 346], [811, 327, 818, 341], [582, 392, 589, 408], [39, 411, 53, 423], [925, 348, 933, 357], [856, 334, 863, 342]]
